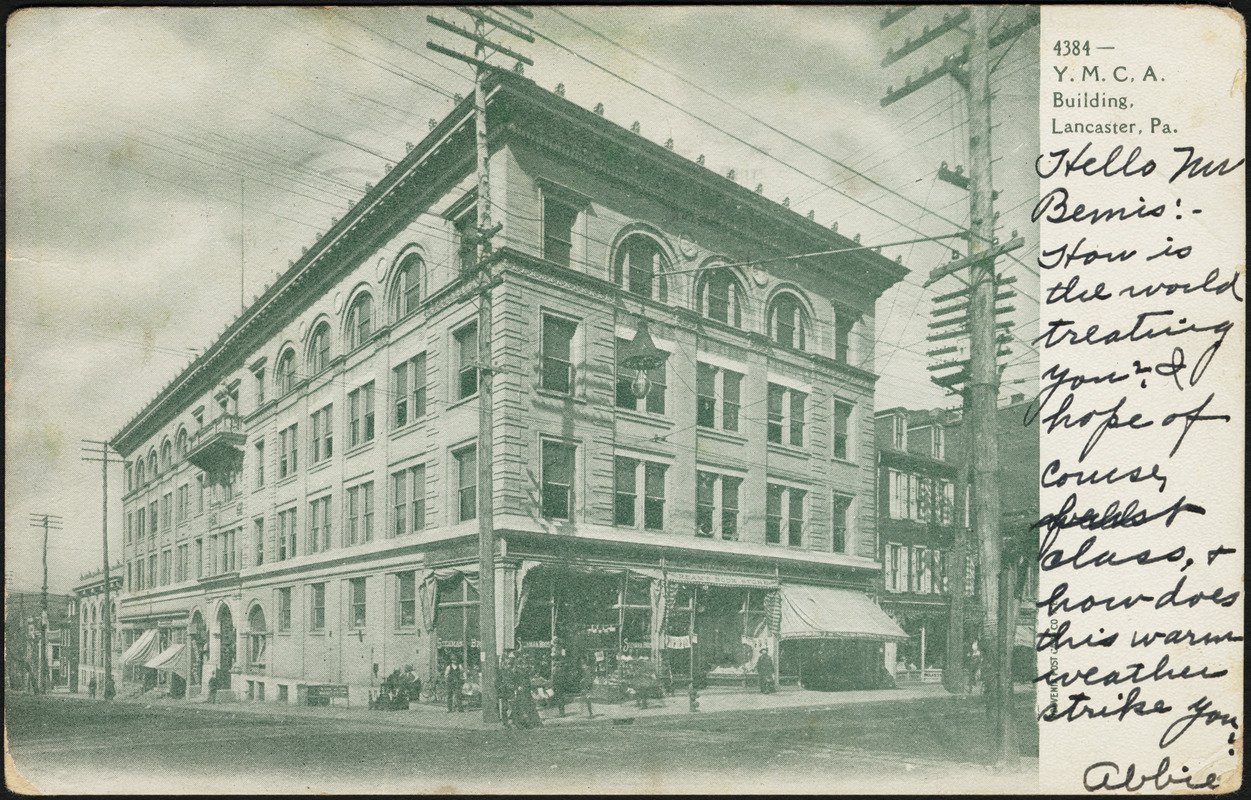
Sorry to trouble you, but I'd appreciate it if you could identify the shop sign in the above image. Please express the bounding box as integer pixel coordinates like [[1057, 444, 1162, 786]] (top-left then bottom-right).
[[666, 572, 778, 589]]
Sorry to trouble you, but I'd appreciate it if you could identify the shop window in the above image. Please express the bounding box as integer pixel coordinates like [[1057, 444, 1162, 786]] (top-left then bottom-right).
[[277, 588, 291, 631], [276, 349, 297, 397], [615, 337, 666, 415], [349, 578, 367, 628], [541, 440, 576, 520], [542, 194, 579, 268], [540, 314, 578, 394], [767, 384, 806, 446], [612, 233, 669, 301], [279, 424, 298, 479], [454, 445, 477, 523], [436, 575, 480, 660], [346, 481, 374, 546], [346, 292, 373, 351], [696, 267, 744, 328], [307, 495, 331, 554], [392, 353, 426, 428], [394, 253, 424, 319], [397, 572, 416, 628], [454, 322, 479, 400], [832, 400, 853, 460], [277, 508, 296, 561], [768, 293, 808, 350], [348, 382, 375, 447], [831, 493, 852, 553], [310, 405, 333, 464], [310, 583, 326, 631]]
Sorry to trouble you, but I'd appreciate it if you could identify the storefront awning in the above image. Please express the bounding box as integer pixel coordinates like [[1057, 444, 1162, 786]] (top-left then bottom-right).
[[144, 643, 188, 679], [779, 584, 909, 642], [120, 629, 160, 666]]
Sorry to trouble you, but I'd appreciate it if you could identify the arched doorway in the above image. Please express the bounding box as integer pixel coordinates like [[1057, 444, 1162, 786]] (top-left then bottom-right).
[[217, 605, 236, 673]]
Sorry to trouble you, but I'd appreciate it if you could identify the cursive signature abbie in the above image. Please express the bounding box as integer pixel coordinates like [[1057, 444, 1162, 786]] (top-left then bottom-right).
[[1083, 758, 1219, 792]]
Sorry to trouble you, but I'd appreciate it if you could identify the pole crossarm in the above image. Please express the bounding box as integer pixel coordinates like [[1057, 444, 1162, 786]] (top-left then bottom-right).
[[428, 16, 534, 66], [456, 7, 535, 44], [881, 9, 970, 66], [880, 7, 916, 29], [924, 236, 1024, 287]]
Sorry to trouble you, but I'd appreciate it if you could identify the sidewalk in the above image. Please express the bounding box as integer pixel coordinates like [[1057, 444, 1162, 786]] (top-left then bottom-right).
[[96, 681, 968, 731]]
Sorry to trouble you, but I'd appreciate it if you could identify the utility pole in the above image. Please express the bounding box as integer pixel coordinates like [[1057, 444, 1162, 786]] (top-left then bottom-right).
[[83, 440, 117, 699], [29, 513, 63, 693], [427, 6, 534, 725], [881, 6, 1036, 769]]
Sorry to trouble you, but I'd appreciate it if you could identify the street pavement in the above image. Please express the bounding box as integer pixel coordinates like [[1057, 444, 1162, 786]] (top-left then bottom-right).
[[6, 687, 1039, 794]]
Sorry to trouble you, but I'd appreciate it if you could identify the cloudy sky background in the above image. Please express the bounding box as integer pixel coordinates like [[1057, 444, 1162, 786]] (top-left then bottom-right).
[[6, 6, 1040, 593]]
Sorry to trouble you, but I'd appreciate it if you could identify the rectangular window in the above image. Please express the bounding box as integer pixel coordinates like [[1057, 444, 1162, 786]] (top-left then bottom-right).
[[834, 317, 853, 364], [126, 512, 134, 544], [721, 476, 741, 541], [766, 483, 805, 546], [175, 544, 188, 583], [310, 583, 326, 631], [614, 457, 637, 527], [832, 401, 853, 461], [346, 481, 374, 546], [254, 440, 265, 488], [696, 363, 716, 428], [888, 469, 907, 520], [348, 382, 375, 447], [349, 577, 367, 628], [914, 546, 932, 594], [308, 496, 331, 554], [277, 587, 291, 631], [455, 323, 479, 400], [696, 363, 744, 433], [933, 426, 945, 460], [196, 475, 205, 514], [136, 559, 144, 591], [195, 538, 203, 578], [919, 478, 934, 523], [253, 517, 264, 566], [391, 469, 407, 537], [279, 424, 298, 479], [939, 480, 955, 526], [310, 405, 333, 464], [541, 440, 576, 520], [540, 314, 577, 394], [542, 195, 578, 268], [643, 462, 666, 530], [722, 371, 741, 432], [393, 353, 427, 428], [160, 550, 171, 585], [831, 493, 852, 553], [161, 493, 173, 531], [765, 484, 784, 545], [136, 508, 145, 541], [397, 572, 416, 628], [767, 384, 785, 444], [615, 337, 666, 415], [695, 470, 715, 537], [455, 445, 477, 523], [787, 489, 805, 547], [255, 367, 266, 406], [893, 415, 907, 450], [908, 474, 921, 521], [277, 508, 296, 561], [789, 390, 807, 447], [148, 501, 158, 536], [410, 465, 425, 534], [149, 554, 157, 585]]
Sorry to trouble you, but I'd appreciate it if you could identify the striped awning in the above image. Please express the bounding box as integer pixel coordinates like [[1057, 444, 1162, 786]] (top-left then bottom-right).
[[120, 629, 160, 665], [779, 584, 909, 642], [145, 643, 188, 679]]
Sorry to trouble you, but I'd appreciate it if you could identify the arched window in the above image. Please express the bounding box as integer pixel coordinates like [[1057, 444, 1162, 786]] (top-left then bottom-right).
[[308, 323, 331, 374], [768, 293, 808, 351], [176, 429, 188, 461], [612, 234, 669, 301], [148, 450, 158, 480], [248, 605, 268, 672], [346, 293, 373, 350], [393, 254, 424, 319], [136, 459, 146, 488], [696, 267, 744, 328], [160, 440, 172, 472], [276, 349, 296, 397]]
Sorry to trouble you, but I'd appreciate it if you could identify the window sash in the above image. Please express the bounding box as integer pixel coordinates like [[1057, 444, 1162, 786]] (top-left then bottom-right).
[[398, 573, 417, 628], [311, 584, 325, 630], [541, 441, 575, 520], [456, 447, 477, 522], [350, 579, 367, 628], [456, 324, 478, 399], [767, 384, 785, 443], [541, 316, 576, 394], [643, 462, 665, 530], [721, 476, 741, 541], [614, 457, 637, 526]]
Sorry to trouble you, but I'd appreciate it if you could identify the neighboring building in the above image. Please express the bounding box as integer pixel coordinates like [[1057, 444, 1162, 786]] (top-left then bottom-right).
[[110, 70, 910, 705], [4, 591, 77, 691], [74, 567, 124, 693], [874, 393, 1039, 684]]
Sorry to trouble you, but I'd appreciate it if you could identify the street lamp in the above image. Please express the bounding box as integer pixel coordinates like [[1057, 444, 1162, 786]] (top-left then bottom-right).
[[619, 318, 670, 399]]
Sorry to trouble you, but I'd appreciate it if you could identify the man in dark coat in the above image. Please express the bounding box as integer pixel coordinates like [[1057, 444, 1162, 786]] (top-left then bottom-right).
[[756, 649, 775, 694], [445, 657, 465, 712]]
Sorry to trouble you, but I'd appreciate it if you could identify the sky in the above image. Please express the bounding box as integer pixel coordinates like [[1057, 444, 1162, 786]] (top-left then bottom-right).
[[6, 6, 1040, 594]]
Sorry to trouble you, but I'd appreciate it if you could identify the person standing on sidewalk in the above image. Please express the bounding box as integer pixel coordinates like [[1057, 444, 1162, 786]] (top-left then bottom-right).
[[88, 676, 97, 699], [579, 657, 596, 718], [444, 656, 464, 713], [756, 649, 775, 694]]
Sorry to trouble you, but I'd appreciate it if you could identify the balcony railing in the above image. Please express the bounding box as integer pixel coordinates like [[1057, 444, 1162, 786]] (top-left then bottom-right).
[[186, 414, 246, 475]]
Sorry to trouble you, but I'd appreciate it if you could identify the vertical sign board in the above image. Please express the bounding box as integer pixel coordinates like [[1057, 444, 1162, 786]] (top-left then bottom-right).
[[1037, 6, 1244, 793]]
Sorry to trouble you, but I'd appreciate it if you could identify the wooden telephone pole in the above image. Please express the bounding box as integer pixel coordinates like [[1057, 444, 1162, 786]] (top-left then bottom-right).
[[427, 6, 534, 724], [881, 6, 1036, 768], [83, 440, 117, 699], [28, 513, 64, 693]]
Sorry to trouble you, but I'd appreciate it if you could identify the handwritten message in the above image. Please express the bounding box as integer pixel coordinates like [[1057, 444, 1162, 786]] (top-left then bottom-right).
[[1036, 7, 1243, 793]]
